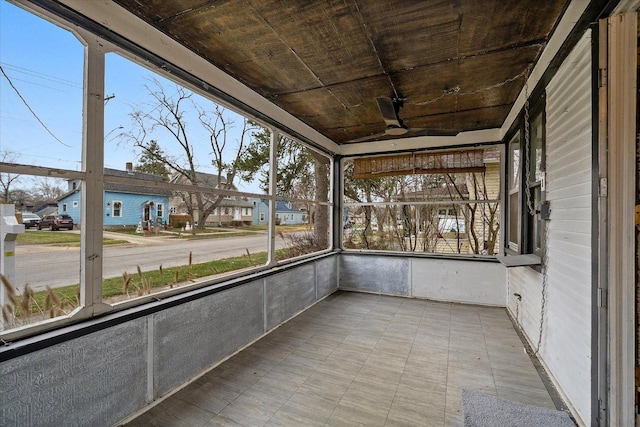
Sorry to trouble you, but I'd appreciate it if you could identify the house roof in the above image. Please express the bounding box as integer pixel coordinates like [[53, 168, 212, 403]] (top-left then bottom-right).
[[275, 201, 302, 213], [249, 199, 303, 213], [104, 168, 172, 197], [217, 197, 254, 208], [170, 171, 236, 190], [59, 169, 172, 201]]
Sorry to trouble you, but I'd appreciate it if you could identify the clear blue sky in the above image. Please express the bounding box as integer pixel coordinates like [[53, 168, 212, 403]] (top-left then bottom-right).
[[0, 0, 259, 192]]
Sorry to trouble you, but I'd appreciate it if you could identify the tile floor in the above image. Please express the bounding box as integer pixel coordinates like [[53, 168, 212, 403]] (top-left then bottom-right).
[[124, 291, 558, 426]]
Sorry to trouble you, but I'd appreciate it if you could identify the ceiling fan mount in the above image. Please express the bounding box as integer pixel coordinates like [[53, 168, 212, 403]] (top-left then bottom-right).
[[384, 124, 408, 136], [347, 96, 459, 143]]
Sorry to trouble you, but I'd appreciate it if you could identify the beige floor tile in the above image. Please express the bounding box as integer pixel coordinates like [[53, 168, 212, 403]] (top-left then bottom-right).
[[126, 292, 562, 427]]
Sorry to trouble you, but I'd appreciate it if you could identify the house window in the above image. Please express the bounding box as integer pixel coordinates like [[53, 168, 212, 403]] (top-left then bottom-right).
[[260, 212, 265, 221], [243, 208, 250, 216], [73, 201, 78, 208], [224, 208, 229, 215], [62, 203, 67, 212], [506, 99, 546, 257], [507, 133, 521, 251], [527, 108, 545, 255], [156, 203, 164, 219], [113, 201, 122, 217]]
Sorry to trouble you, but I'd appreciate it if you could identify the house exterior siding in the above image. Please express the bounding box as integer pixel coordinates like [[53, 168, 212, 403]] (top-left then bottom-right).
[[59, 191, 81, 223], [251, 199, 270, 225], [507, 30, 593, 425], [59, 190, 169, 227], [59, 172, 170, 227], [104, 194, 168, 227], [250, 199, 306, 225]]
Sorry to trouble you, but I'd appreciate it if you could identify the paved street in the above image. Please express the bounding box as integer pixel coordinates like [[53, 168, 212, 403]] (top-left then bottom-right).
[[13, 231, 281, 292]]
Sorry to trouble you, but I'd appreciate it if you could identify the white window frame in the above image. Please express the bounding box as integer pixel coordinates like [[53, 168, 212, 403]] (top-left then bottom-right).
[[112, 201, 122, 217], [507, 133, 521, 252]]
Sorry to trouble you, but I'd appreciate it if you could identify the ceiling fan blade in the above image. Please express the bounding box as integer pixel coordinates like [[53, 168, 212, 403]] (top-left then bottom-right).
[[376, 97, 403, 128], [346, 132, 388, 143], [407, 128, 460, 137]]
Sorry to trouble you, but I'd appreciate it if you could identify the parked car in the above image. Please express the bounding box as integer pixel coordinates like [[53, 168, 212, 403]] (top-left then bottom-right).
[[38, 214, 74, 231], [21, 212, 41, 229]]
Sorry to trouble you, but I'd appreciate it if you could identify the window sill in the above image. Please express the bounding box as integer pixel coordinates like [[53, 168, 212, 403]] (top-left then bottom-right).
[[496, 254, 541, 267]]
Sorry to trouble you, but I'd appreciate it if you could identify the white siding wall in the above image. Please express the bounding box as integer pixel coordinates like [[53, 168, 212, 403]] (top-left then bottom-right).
[[507, 30, 593, 425]]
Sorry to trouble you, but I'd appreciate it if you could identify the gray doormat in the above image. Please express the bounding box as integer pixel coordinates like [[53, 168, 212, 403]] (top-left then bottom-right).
[[461, 389, 575, 427]]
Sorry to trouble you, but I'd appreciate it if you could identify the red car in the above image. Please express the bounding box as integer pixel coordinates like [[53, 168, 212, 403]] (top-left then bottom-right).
[[38, 214, 74, 231]]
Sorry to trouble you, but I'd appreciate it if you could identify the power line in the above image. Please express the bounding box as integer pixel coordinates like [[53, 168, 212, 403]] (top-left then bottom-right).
[[0, 62, 82, 88], [0, 65, 71, 147], [2, 75, 74, 93]]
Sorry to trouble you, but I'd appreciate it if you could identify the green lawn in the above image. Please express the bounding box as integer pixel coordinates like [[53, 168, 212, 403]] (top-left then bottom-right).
[[9, 250, 273, 318], [17, 231, 128, 246]]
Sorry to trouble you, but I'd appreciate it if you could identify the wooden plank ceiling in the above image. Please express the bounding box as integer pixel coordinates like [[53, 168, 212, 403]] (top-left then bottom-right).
[[113, 0, 569, 145]]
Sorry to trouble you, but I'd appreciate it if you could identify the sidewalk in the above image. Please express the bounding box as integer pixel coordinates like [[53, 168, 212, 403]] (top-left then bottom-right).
[[102, 230, 170, 245]]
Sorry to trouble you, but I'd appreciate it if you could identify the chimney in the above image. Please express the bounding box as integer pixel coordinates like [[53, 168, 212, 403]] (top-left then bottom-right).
[[126, 162, 133, 174]]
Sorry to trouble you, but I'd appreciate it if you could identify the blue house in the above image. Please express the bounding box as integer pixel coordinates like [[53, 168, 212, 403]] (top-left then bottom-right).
[[250, 199, 307, 225], [58, 166, 171, 227]]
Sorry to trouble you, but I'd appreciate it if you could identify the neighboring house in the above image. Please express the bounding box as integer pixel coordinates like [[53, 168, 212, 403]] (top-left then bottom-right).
[[251, 199, 270, 225], [387, 148, 500, 255], [250, 199, 306, 225], [34, 202, 59, 218], [208, 197, 254, 226], [169, 172, 253, 226], [58, 166, 171, 227]]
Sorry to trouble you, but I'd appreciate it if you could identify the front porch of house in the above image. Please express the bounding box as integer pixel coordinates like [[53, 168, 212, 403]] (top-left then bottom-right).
[[124, 291, 560, 426], [1, 0, 638, 425]]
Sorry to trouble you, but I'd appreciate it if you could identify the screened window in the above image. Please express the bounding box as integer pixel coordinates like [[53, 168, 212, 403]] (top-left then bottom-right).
[[1, 2, 332, 337], [505, 99, 546, 258], [0, 1, 84, 333], [527, 109, 545, 255], [275, 136, 331, 260], [507, 133, 521, 251], [343, 147, 501, 255]]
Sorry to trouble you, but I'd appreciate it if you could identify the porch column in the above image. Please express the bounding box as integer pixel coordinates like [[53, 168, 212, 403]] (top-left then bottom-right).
[[604, 11, 637, 427]]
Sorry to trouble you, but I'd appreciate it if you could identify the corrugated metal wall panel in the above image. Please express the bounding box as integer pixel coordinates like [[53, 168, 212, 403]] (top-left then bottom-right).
[[507, 30, 593, 425]]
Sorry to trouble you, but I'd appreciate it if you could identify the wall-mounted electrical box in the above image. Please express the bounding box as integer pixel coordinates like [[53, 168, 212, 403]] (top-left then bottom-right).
[[539, 201, 551, 220]]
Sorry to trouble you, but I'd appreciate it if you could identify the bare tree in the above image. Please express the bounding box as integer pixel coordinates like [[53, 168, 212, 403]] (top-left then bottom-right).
[[31, 177, 65, 202], [239, 131, 331, 250], [0, 150, 21, 204], [445, 171, 500, 255], [124, 79, 257, 230]]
